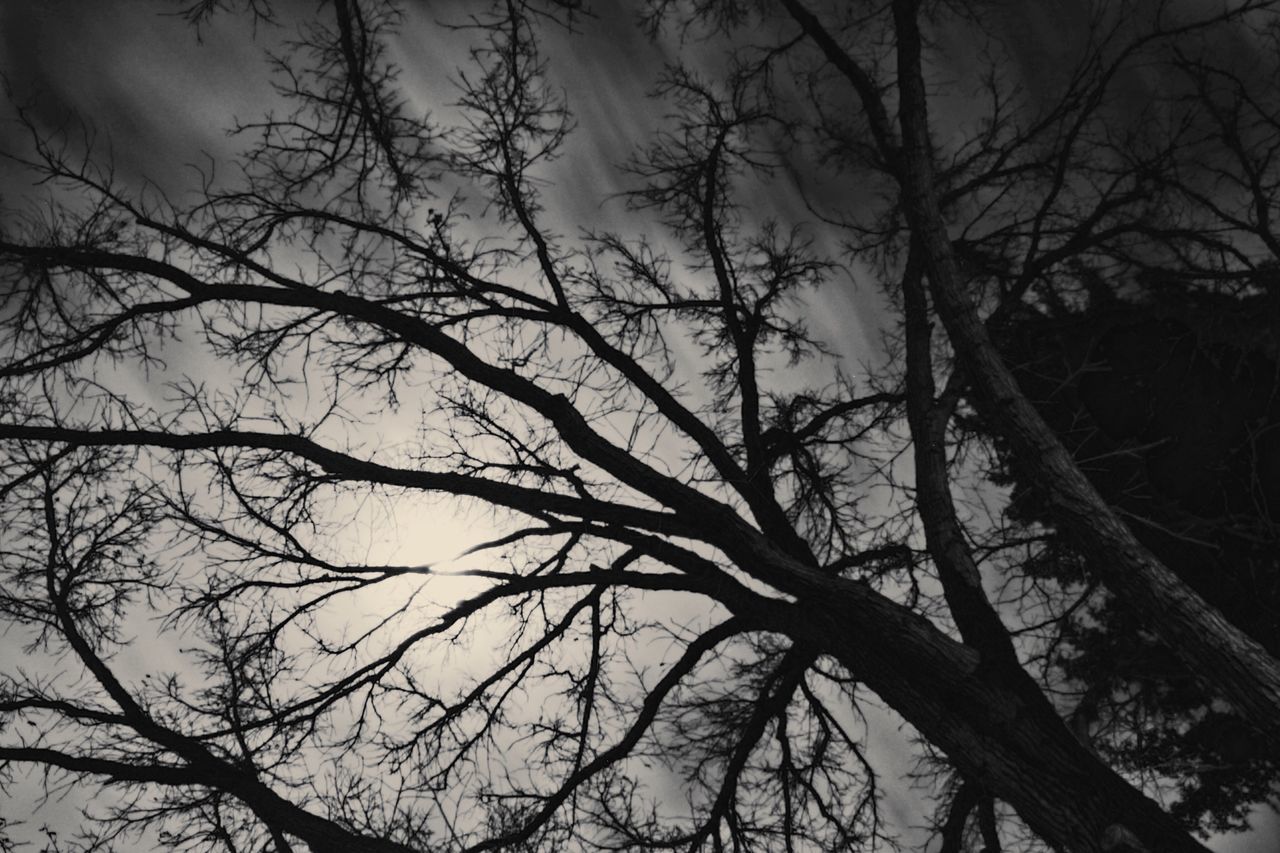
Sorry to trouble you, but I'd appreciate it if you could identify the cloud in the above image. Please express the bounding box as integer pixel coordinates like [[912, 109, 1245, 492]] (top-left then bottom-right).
[[1, 0, 272, 199]]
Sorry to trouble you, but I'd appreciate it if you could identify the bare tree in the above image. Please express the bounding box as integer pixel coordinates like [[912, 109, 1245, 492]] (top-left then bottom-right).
[[1, 1, 1277, 852]]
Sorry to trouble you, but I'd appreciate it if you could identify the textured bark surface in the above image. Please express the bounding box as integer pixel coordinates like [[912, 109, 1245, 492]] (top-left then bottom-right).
[[699, 512, 1206, 853], [745, 571, 1211, 853]]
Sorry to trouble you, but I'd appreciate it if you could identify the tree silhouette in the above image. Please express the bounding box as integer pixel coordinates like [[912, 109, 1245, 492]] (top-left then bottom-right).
[[983, 279, 1280, 833], [2, 1, 1278, 851]]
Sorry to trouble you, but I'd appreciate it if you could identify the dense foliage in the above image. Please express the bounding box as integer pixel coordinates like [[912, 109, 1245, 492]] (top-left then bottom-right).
[[989, 282, 1280, 831]]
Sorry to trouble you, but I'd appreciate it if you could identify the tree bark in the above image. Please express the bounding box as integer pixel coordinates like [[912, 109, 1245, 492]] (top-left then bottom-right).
[[681, 513, 1204, 852], [741, 573, 1207, 853]]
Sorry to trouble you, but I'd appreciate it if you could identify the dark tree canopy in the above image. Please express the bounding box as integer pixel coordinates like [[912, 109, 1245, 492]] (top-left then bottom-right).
[[987, 281, 1280, 831], [1, 2, 1279, 852]]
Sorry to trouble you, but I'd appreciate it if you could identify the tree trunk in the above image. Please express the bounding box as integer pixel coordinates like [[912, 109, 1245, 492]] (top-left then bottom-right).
[[749, 576, 1209, 853]]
